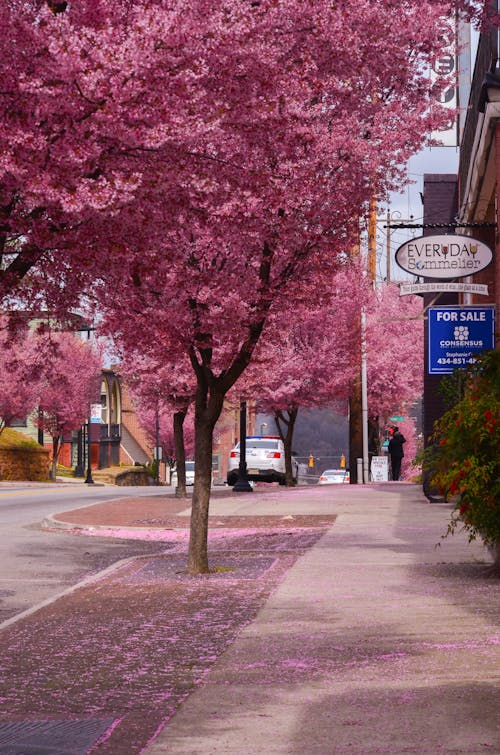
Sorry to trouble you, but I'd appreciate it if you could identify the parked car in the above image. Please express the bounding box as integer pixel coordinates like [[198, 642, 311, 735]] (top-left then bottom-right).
[[171, 460, 195, 487], [318, 468, 350, 484], [227, 436, 298, 486]]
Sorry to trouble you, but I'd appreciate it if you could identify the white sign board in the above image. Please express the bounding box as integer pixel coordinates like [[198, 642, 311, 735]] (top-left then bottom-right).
[[90, 403, 102, 423], [395, 234, 493, 279], [371, 456, 389, 482], [400, 282, 489, 296]]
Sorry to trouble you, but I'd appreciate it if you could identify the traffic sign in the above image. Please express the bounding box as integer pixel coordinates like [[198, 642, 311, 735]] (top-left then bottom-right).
[[389, 416, 405, 423]]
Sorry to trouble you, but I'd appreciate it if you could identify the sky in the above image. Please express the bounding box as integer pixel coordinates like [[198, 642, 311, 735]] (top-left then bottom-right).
[[380, 146, 460, 282], [377, 25, 478, 283]]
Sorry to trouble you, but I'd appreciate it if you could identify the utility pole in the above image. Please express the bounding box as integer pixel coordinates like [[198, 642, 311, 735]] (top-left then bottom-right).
[[368, 195, 377, 281], [350, 197, 376, 485], [349, 228, 363, 484]]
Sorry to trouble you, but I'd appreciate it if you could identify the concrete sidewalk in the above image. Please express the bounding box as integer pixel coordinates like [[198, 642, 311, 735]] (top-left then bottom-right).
[[146, 483, 500, 754]]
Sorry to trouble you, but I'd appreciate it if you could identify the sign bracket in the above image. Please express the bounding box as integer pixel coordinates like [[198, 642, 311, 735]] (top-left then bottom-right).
[[385, 222, 497, 229]]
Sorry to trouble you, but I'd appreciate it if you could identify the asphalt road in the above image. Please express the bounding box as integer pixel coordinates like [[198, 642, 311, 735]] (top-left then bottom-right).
[[0, 483, 171, 626]]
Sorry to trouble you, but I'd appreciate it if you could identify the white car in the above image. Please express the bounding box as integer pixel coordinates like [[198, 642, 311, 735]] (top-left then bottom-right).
[[171, 460, 195, 487], [318, 468, 350, 484], [227, 436, 298, 486]]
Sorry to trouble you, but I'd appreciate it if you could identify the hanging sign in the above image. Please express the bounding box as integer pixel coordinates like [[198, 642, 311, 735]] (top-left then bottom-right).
[[428, 306, 495, 374], [395, 234, 493, 279]]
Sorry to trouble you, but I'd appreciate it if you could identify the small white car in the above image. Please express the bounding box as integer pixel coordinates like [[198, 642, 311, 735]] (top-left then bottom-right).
[[171, 460, 195, 487], [227, 436, 298, 486], [318, 468, 350, 484]]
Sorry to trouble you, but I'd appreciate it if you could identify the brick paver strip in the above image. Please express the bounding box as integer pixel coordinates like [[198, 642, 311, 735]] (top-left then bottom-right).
[[54, 495, 337, 531], [0, 523, 333, 753]]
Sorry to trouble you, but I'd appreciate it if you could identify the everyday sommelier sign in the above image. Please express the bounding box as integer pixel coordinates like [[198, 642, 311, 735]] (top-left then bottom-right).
[[395, 234, 493, 279]]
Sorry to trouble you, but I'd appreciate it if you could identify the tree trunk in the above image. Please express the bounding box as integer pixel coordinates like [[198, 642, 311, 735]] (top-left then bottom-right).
[[188, 378, 224, 574], [275, 407, 298, 486], [186, 241, 273, 572], [489, 542, 500, 575], [173, 408, 188, 498]]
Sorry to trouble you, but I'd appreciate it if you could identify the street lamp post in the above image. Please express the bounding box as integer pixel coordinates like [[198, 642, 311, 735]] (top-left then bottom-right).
[[85, 413, 94, 484], [75, 426, 84, 477], [155, 405, 161, 485], [233, 400, 253, 492]]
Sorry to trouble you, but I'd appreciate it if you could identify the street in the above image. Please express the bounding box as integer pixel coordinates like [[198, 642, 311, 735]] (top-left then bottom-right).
[[0, 483, 171, 626]]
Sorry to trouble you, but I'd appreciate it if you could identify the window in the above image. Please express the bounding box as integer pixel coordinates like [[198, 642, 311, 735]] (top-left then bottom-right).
[[9, 417, 27, 427]]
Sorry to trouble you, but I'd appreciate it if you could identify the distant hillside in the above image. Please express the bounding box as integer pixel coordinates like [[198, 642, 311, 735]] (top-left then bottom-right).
[[257, 407, 349, 466]]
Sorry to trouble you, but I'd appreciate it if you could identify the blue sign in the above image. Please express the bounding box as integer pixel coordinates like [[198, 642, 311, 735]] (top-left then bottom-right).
[[428, 306, 495, 374]]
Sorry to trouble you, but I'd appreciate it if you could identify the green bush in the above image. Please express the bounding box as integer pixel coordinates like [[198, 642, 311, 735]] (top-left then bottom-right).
[[425, 350, 500, 549]]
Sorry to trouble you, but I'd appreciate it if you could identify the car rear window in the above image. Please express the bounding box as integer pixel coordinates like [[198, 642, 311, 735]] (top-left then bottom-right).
[[185, 461, 195, 471], [237, 439, 279, 450]]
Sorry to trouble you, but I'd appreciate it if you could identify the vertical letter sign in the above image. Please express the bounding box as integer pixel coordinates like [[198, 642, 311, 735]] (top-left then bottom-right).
[[428, 306, 495, 374], [431, 18, 458, 147]]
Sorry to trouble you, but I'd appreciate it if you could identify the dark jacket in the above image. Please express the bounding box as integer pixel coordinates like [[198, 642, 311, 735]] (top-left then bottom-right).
[[388, 431, 406, 459]]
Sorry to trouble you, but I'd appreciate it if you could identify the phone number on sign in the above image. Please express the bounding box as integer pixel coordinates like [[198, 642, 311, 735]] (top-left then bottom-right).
[[436, 357, 476, 365]]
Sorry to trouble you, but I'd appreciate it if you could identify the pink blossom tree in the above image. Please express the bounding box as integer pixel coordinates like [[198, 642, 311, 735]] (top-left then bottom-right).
[[2, 1, 495, 571], [118, 351, 196, 496], [365, 284, 424, 478], [36, 333, 102, 480], [135, 404, 195, 476], [397, 416, 420, 481], [0, 317, 44, 434], [239, 266, 366, 484], [365, 285, 424, 419], [95, 1, 488, 572]]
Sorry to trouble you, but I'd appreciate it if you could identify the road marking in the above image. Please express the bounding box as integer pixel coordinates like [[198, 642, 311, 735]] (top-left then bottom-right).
[[0, 487, 77, 498]]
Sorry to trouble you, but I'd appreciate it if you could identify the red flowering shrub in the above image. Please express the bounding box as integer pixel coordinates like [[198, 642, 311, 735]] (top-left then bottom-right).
[[425, 350, 500, 553]]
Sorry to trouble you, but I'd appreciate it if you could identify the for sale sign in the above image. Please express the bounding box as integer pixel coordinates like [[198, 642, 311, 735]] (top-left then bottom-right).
[[428, 306, 495, 374]]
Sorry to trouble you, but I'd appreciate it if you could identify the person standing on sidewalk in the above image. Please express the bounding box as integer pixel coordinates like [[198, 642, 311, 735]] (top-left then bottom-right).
[[388, 427, 406, 481]]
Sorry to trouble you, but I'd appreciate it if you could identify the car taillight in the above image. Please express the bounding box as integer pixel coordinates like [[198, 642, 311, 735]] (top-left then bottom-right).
[[319, 476, 326, 481], [266, 452, 281, 459], [230, 451, 239, 458]]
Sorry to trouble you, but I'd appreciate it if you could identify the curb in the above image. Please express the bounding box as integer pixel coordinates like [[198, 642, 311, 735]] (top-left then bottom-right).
[[0, 555, 140, 633], [41, 504, 189, 534], [41, 513, 179, 534]]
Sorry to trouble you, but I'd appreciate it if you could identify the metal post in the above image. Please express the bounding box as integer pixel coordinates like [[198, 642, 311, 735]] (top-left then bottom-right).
[[386, 210, 391, 282], [361, 310, 369, 483], [357, 457, 363, 484], [233, 400, 252, 492], [85, 417, 94, 484], [75, 426, 84, 476], [37, 408, 44, 446]]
